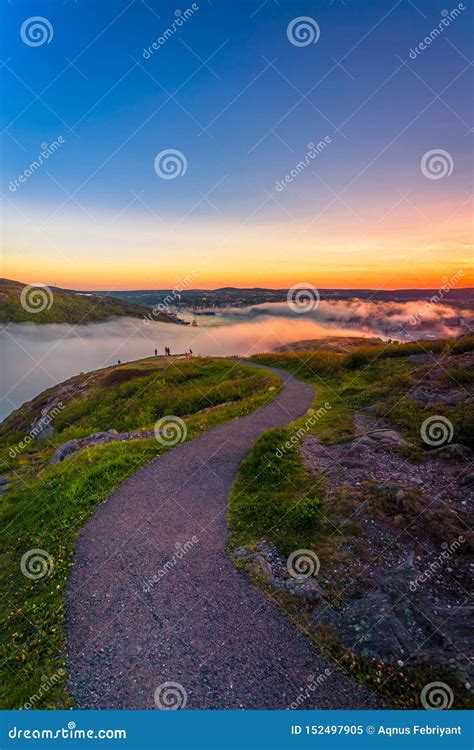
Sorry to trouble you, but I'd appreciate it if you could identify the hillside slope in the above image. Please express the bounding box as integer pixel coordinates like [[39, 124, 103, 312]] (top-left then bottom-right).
[[0, 278, 172, 324]]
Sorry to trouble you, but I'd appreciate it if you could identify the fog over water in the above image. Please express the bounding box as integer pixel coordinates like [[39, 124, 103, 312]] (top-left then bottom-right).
[[1, 300, 470, 421]]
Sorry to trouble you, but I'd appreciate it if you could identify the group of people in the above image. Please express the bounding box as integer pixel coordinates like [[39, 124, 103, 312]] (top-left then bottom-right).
[[152, 347, 193, 357]]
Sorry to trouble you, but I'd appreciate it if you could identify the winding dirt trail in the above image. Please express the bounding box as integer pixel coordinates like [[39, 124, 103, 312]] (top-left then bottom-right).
[[66, 363, 379, 709]]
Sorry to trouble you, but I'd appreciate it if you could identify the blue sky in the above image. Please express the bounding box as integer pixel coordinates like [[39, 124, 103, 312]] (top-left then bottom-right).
[[1, 0, 472, 288]]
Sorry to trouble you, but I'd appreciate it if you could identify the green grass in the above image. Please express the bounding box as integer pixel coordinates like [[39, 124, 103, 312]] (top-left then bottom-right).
[[0, 357, 281, 709], [229, 428, 325, 555], [229, 336, 474, 708], [0, 277, 165, 324]]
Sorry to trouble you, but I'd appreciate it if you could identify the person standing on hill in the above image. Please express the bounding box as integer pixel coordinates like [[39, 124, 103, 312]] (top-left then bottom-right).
[[154, 349, 158, 356]]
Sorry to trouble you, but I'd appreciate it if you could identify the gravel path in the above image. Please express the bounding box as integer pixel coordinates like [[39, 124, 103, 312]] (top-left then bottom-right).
[[66, 363, 379, 709]]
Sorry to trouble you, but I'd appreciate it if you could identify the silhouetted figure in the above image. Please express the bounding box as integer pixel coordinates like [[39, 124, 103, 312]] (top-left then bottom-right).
[[117, 359, 121, 365], [189, 349, 193, 356], [154, 349, 158, 356]]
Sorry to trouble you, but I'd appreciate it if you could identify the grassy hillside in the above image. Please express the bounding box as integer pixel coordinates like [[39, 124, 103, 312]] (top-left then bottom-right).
[[0, 278, 170, 324], [273, 335, 387, 353], [229, 336, 474, 709], [0, 357, 281, 709]]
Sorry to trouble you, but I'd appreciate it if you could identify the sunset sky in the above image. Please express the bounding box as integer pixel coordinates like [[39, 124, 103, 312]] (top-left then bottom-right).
[[2, 0, 472, 290]]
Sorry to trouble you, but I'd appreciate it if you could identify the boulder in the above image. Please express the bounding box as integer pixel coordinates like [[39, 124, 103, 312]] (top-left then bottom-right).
[[425, 444, 472, 462]]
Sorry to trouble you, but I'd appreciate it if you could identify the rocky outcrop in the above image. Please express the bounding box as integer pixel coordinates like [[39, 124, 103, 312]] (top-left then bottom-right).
[[50, 429, 154, 463], [233, 541, 325, 603], [313, 555, 473, 685]]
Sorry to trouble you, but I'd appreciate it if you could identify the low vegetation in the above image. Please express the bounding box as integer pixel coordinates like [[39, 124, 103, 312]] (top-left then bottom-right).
[[0, 278, 165, 324], [228, 335, 474, 708], [0, 357, 281, 708]]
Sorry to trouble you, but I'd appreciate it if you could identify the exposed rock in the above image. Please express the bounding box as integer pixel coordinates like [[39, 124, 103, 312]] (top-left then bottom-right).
[[366, 429, 410, 446], [424, 444, 472, 462], [313, 556, 473, 684], [50, 428, 154, 463], [407, 354, 436, 364], [461, 472, 474, 488], [233, 540, 325, 603]]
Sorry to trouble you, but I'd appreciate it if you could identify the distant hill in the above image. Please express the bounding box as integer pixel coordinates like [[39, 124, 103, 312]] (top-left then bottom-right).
[[0, 279, 173, 324]]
